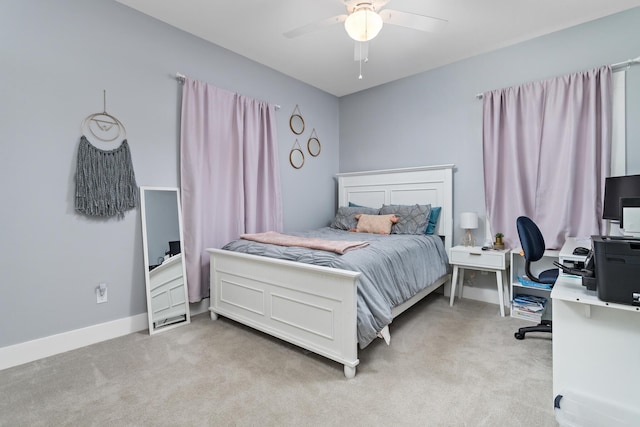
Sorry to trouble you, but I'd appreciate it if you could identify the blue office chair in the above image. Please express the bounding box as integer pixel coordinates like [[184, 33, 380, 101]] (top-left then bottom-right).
[[514, 216, 558, 340]]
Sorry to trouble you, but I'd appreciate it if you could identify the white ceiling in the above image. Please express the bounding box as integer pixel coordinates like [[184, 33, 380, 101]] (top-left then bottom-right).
[[115, 0, 640, 97]]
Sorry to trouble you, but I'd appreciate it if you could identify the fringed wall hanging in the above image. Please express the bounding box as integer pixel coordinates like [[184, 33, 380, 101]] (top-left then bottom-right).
[[75, 90, 138, 217]]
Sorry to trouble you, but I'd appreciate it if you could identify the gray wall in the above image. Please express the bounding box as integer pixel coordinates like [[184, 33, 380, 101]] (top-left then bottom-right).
[[0, 0, 339, 348], [339, 8, 640, 248]]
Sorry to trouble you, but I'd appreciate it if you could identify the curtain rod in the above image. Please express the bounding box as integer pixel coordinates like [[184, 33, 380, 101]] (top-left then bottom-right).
[[475, 55, 640, 99], [610, 55, 640, 70], [175, 72, 281, 110]]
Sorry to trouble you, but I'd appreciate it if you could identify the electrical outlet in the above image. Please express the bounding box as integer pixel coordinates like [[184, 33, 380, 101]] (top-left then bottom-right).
[[96, 283, 108, 304]]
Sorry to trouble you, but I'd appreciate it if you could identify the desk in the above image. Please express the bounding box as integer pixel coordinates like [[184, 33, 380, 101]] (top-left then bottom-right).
[[551, 276, 640, 414], [449, 246, 509, 316]]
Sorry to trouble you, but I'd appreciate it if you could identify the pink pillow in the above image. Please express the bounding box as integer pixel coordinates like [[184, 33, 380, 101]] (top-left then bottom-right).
[[352, 214, 399, 234]]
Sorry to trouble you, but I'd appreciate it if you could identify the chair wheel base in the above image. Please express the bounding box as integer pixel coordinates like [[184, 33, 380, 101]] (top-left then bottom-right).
[[514, 332, 525, 340]]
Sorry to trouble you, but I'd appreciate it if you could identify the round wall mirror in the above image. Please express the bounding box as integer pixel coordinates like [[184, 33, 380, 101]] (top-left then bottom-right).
[[289, 114, 305, 135], [307, 137, 321, 157], [289, 148, 304, 169]]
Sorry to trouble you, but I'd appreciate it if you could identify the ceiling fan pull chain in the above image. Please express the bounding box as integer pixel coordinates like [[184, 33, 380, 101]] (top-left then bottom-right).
[[358, 43, 363, 80]]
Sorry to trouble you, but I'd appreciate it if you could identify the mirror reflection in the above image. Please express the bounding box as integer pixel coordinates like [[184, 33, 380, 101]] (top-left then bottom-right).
[[140, 186, 190, 334]]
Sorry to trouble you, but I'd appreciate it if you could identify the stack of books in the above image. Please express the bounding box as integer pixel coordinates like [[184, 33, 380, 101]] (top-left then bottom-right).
[[517, 275, 552, 290], [511, 294, 547, 322]]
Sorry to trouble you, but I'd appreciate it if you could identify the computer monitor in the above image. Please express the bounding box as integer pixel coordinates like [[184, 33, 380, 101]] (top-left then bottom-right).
[[620, 197, 640, 237], [602, 174, 640, 221]]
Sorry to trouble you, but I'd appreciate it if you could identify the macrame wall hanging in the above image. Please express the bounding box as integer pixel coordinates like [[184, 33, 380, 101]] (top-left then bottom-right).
[[75, 90, 138, 217]]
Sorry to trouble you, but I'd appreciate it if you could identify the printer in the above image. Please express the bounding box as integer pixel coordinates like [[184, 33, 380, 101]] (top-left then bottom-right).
[[592, 235, 640, 306]]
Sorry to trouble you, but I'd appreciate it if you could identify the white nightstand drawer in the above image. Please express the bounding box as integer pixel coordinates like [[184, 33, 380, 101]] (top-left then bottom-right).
[[449, 248, 506, 270]]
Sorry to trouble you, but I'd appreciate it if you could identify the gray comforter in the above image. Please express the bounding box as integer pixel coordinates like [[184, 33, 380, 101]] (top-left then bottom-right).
[[222, 227, 450, 348]]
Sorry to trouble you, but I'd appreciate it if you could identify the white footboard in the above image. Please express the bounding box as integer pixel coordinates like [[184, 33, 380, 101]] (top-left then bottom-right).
[[207, 248, 361, 378]]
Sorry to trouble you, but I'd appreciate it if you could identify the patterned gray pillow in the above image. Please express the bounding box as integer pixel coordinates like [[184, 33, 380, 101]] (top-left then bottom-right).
[[379, 204, 431, 234], [330, 206, 380, 230]]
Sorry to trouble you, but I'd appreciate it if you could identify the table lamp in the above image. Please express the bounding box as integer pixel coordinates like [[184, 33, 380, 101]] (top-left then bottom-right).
[[460, 212, 478, 247]]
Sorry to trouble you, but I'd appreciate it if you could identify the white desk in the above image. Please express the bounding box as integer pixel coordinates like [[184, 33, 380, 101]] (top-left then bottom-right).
[[551, 276, 640, 415]]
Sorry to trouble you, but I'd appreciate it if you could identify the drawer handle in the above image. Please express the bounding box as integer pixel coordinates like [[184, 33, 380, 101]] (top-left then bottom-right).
[[469, 252, 482, 256]]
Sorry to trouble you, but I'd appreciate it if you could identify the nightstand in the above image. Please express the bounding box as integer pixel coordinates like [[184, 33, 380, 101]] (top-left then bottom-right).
[[449, 246, 510, 316]]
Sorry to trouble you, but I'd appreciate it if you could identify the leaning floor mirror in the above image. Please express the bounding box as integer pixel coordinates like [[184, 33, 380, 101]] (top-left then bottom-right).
[[140, 186, 191, 334]]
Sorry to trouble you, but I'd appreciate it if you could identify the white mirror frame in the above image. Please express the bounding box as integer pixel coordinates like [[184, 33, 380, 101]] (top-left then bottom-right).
[[140, 186, 191, 334]]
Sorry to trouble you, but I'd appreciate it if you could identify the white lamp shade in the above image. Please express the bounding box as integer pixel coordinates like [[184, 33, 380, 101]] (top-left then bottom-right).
[[344, 8, 383, 42], [460, 212, 478, 229]]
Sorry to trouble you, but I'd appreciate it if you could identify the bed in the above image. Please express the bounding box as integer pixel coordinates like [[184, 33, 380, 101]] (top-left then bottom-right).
[[207, 164, 454, 378]]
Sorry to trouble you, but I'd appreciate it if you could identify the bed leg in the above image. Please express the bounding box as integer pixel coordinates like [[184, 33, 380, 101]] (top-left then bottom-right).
[[344, 365, 356, 379], [209, 310, 218, 321]]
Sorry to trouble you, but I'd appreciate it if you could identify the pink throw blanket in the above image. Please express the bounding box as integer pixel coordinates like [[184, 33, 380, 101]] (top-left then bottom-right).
[[240, 231, 369, 254]]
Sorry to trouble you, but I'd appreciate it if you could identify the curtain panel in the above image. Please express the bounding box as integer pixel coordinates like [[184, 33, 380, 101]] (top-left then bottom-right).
[[483, 66, 612, 250], [180, 78, 283, 301]]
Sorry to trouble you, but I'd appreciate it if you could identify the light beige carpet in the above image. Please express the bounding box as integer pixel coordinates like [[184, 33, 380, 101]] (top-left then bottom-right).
[[0, 295, 557, 426]]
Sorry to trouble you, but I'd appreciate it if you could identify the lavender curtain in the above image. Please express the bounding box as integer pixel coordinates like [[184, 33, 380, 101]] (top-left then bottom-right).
[[180, 78, 283, 302], [483, 66, 612, 250]]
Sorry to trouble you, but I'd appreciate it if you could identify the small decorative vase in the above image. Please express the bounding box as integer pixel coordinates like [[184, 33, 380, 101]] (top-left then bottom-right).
[[493, 236, 505, 250]]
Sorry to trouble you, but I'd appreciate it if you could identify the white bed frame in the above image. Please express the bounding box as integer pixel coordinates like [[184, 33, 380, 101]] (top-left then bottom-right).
[[207, 164, 454, 378]]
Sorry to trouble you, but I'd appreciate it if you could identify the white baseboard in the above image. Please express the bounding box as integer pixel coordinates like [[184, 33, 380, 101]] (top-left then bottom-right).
[[446, 280, 505, 307], [461, 286, 504, 306], [0, 313, 148, 371], [0, 299, 211, 372]]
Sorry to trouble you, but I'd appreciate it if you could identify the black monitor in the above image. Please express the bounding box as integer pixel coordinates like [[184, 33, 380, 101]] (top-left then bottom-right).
[[602, 174, 640, 221]]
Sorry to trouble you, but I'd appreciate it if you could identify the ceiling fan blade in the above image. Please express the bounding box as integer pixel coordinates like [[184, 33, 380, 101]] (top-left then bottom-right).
[[379, 9, 447, 33], [354, 41, 369, 61], [283, 14, 347, 38]]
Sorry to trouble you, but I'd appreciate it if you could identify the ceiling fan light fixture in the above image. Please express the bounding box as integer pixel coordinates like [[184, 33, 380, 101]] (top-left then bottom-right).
[[344, 6, 383, 42]]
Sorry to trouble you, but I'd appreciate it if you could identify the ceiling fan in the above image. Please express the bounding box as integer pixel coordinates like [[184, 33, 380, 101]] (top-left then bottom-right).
[[283, 1, 447, 78], [283, 0, 447, 45]]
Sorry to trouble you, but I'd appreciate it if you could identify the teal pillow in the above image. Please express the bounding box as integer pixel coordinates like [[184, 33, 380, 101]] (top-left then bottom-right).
[[425, 206, 442, 234]]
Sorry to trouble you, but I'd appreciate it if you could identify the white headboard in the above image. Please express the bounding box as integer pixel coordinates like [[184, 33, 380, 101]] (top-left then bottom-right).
[[336, 165, 454, 252]]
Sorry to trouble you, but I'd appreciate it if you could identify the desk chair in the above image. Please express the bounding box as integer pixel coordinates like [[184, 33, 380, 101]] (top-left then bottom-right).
[[514, 216, 559, 340]]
